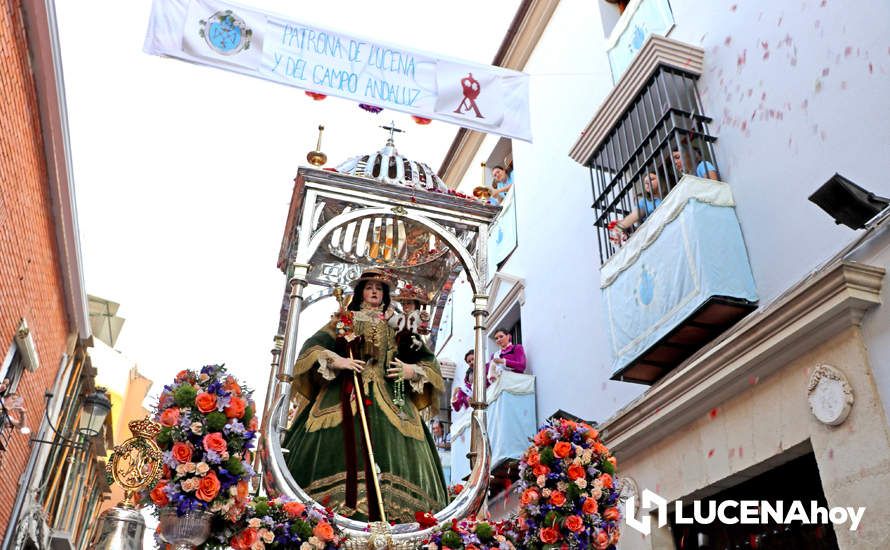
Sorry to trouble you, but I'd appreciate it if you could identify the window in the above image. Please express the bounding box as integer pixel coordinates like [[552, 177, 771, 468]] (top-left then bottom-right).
[[1, 344, 26, 394], [589, 65, 718, 263]]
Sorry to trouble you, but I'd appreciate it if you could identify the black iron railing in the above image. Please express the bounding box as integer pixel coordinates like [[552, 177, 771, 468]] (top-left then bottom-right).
[[588, 66, 719, 263]]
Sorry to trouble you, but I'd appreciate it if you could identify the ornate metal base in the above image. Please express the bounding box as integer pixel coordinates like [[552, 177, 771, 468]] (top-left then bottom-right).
[[88, 505, 146, 550]]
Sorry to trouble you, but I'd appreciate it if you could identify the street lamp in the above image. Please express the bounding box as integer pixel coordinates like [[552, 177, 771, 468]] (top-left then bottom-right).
[[31, 388, 112, 450]]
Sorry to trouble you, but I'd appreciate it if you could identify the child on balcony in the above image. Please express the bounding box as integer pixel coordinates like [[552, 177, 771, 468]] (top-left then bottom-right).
[[609, 171, 664, 244]]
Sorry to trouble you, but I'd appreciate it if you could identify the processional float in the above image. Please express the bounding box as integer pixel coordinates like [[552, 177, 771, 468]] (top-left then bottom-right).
[[258, 131, 501, 548]]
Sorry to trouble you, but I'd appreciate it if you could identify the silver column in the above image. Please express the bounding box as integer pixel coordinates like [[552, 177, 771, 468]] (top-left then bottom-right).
[[255, 335, 283, 480], [273, 262, 310, 433], [469, 294, 489, 468]]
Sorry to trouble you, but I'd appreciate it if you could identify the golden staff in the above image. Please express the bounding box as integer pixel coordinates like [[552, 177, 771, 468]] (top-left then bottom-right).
[[334, 286, 387, 523], [350, 359, 388, 524]]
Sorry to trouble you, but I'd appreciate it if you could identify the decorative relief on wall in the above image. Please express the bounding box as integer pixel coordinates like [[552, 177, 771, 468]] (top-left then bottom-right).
[[807, 364, 854, 426]]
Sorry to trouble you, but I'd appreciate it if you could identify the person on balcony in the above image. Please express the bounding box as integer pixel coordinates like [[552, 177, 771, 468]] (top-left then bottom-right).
[[451, 349, 475, 412], [486, 327, 527, 382], [609, 171, 664, 243], [673, 143, 719, 180], [281, 269, 448, 523], [490, 165, 514, 205]]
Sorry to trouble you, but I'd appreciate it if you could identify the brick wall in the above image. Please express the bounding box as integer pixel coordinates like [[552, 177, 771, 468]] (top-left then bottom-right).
[[0, 0, 75, 539]]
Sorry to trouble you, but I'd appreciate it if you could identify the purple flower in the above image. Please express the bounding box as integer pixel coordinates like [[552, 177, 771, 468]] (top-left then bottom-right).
[[162, 450, 179, 469], [216, 393, 232, 411], [224, 420, 246, 436]]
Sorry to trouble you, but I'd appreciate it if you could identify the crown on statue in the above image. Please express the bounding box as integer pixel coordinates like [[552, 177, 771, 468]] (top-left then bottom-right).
[[128, 417, 162, 439]]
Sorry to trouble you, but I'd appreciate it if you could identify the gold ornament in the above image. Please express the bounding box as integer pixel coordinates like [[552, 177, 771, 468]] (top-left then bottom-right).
[[106, 417, 164, 507]]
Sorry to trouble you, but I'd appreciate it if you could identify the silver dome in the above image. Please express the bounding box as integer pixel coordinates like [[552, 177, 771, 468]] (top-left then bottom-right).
[[335, 136, 448, 192]]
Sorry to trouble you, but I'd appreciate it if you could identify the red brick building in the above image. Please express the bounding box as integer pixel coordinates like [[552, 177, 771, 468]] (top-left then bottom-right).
[[1, 1, 109, 548]]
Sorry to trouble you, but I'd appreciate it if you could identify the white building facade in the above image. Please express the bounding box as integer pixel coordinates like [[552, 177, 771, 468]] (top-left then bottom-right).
[[437, 1, 890, 548]]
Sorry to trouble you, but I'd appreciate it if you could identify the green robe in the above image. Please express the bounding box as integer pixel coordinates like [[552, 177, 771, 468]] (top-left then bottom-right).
[[282, 307, 448, 522]]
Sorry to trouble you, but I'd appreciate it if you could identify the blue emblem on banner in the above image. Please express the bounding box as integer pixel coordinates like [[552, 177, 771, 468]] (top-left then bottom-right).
[[637, 264, 655, 306], [199, 10, 252, 56]]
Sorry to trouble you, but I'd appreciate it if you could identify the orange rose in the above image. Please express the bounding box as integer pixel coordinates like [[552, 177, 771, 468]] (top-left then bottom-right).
[[202, 432, 228, 454], [283, 501, 306, 517], [159, 407, 181, 428], [150, 480, 169, 506], [533, 430, 552, 446], [196, 471, 220, 502], [549, 490, 566, 507], [553, 441, 572, 459], [171, 442, 193, 463], [313, 521, 335, 542], [526, 451, 540, 467], [603, 507, 620, 521], [600, 473, 613, 489], [594, 531, 610, 550], [248, 416, 259, 431], [230, 527, 258, 550], [519, 488, 540, 506], [224, 396, 246, 419], [608, 456, 617, 468], [567, 464, 585, 480], [195, 392, 218, 413], [582, 498, 599, 515], [533, 464, 550, 477], [593, 441, 608, 455], [540, 527, 559, 544], [564, 515, 584, 533], [236, 480, 249, 502], [223, 376, 242, 395]]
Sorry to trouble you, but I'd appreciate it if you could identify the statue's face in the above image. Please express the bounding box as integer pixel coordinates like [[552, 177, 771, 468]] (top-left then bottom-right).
[[363, 281, 384, 307]]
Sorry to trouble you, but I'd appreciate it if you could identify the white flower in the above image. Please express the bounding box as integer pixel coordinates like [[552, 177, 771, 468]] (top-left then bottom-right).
[[248, 518, 262, 529], [309, 536, 325, 549], [536, 475, 546, 487], [556, 481, 567, 492], [196, 462, 210, 475], [593, 478, 604, 489], [300, 544, 312, 550], [592, 487, 603, 500], [199, 373, 210, 382], [221, 451, 230, 461], [191, 422, 204, 435], [260, 528, 275, 543], [575, 478, 588, 489], [250, 542, 265, 550], [541, 488, 551, 497]]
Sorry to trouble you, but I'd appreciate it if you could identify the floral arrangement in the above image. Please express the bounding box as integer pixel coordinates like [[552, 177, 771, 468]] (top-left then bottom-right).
[[424, 517, 519, 550], [146, 365, 258, 522], [516, 419, 621, 550], [223, 497, 343, 550]]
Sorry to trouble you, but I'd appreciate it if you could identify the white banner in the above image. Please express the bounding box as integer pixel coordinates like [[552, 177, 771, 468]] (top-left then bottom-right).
[[144, 0, 532, 141]]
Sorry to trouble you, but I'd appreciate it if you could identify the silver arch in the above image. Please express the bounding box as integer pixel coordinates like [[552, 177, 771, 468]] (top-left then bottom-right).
[[260, 206, 492, 545], [296, 206, 484, 294]]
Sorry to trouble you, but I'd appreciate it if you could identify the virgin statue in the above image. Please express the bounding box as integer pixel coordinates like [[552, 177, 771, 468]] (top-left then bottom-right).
[[282, 269, 448, 522]]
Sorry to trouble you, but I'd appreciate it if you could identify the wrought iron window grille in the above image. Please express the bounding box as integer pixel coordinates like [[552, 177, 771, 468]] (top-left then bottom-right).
[[587, 65, 720, 263]]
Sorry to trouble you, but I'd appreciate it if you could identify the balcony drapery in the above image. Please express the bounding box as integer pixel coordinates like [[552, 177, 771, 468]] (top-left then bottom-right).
[[602, 176, 757, 377]]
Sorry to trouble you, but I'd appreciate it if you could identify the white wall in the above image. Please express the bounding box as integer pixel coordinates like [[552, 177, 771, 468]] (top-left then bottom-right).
[[441, 0, 890, 426]]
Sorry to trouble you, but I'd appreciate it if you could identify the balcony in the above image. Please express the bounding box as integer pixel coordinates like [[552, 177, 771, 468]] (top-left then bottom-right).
[[449, 371, 535, 485], [570, 36, 758, 384]]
